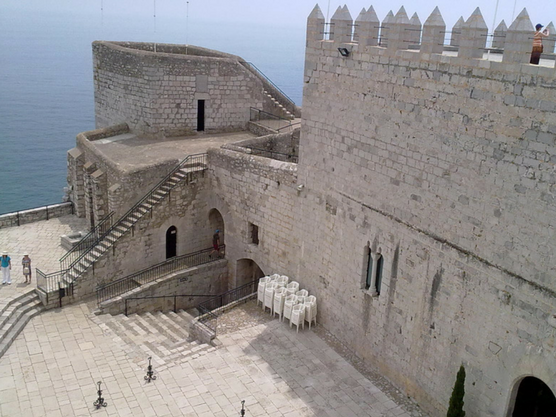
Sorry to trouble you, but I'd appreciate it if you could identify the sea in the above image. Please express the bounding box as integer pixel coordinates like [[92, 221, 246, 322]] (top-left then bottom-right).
[[0, 6, 305, 214]]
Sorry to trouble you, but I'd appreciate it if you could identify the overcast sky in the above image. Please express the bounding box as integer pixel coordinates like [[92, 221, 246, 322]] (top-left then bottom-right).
[[2, 0, 554, 33]]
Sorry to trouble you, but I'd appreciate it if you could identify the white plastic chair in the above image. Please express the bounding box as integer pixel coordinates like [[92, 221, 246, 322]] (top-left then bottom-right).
[[290, 304, 306, 333], [285, 281, 299, 296], [264, 282, 277, 314], [296, 295, 306, 304], [296, 289, 309, 297], [269, 274, 280, 282], [304, 299, 317, 329], [257, 277, 270, 308], [277, 275, 289, 286], [283, 294, 298, 322], [273, 287, 287, 320]]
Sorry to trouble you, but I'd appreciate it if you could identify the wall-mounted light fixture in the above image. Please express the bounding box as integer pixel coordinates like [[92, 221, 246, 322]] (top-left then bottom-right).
[[296, 184, 305, 191], [338, 47, 350, 57]]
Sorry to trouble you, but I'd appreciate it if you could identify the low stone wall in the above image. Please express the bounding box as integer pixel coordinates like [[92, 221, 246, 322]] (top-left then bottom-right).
[[98, 259, 228, 316], [0, 202, 73, 230]]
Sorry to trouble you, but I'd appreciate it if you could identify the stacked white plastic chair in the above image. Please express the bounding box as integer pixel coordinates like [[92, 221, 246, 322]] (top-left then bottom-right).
[[290, 303, 306, 333], [285, 281, 299, 296], [283, 294, 298, 322], [264, 282, 278, 314], [304, 295, 317, 329], [257, 276, 271, 308], [296, 289, 308, 297], [273, 287, 287, 320]]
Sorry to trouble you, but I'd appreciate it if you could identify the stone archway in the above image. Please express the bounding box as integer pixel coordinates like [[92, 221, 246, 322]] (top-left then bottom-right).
[[208, 208, 225, 248], [512, 376, 556, 417], [236, 259, 264, 287]]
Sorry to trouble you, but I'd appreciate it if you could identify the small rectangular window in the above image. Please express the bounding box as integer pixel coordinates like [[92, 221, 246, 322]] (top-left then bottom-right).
[[249, 222, 259, 245]]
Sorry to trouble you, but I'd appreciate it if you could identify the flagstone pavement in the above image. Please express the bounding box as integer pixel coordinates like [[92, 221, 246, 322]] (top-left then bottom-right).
[[0, 216, 427, 417]]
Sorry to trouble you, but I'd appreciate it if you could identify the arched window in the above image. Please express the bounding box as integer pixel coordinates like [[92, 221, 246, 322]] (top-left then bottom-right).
[[365, 247, 373, 290], [375, 254, 383, 295]]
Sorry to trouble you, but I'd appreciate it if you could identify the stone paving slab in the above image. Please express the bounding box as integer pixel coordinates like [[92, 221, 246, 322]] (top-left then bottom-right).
[[0, 299, 426, 417], [0, 215, 87, 305]]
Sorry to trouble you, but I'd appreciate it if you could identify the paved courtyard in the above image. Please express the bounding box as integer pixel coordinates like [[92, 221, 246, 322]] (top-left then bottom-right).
[[0, 217, 426, 416]]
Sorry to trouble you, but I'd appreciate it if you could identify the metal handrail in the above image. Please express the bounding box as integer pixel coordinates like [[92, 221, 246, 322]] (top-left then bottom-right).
[[59, 211, 114, 270], [197, 279, 257, 313], [277, 121, 301, 132], [245, 147, 298, 163], [243, 62, 296, 107], [0, 201, 73, 217], [249, 107, 290, 122], [97, 244, 225, 305], [124, 294, 216, 316], [64, 153, 207, 285], [36, 268, 68, 293]]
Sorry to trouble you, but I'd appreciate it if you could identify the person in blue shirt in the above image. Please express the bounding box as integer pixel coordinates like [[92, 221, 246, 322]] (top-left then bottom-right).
[[1, 252, 11, 285]]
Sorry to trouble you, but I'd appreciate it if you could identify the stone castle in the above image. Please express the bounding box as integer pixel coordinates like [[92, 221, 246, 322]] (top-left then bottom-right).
[[47, 3, 556, 416]]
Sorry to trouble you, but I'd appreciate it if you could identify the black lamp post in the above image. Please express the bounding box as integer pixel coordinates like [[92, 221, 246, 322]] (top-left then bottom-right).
[[144, 356, 157, 382], [93, 381, 107, 408], [240, 400, 245, 416]]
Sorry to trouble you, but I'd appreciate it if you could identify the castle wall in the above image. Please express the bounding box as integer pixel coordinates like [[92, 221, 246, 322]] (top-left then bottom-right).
[[296, 15, 556, 416], [205, 148, 300, 288], [93, 42, 265, 136], [72, 172, 220, 298]]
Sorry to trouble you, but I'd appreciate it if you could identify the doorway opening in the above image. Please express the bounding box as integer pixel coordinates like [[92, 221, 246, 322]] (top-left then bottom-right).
[[236, 259, 264, 287], [197, 100, 205, 131], [512, 376, 556, 417], [166, 226, 177, 259]]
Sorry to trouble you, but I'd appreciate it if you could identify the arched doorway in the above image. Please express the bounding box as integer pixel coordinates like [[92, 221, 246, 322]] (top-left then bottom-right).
[[166, 226, 177, 259], [236, 259, 264, 287], [208, 208, 225, 248], [512, 377, 556, 417]]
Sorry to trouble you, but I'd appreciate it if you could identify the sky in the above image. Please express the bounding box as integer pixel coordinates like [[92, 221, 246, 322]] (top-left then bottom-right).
[[2, 0, 554, 34]]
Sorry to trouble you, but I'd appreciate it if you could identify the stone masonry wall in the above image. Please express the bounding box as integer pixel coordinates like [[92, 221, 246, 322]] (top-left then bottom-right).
[[93, 42, 265, 136], [100, 260, 228, 316], [206, 148, 300, 289], [0, 203, 73, 230], [296, 10, 556, 416], [71, 172, 220, 299]]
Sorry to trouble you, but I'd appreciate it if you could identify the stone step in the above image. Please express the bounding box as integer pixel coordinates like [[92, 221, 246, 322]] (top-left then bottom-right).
[[93, 310, 213, 369], [0, 290, 38, 327], [166, 310, 194, 331], [0, 296, 44, 358], [155, 311, 190, 340], [143, 312, 183, 343]]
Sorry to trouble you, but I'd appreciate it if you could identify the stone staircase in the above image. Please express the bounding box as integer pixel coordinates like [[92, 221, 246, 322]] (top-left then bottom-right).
[[0, 290, 44, 358], [60, 153, 208, 292], [92, 309, 215, 372], [263, 89, 295, 120]]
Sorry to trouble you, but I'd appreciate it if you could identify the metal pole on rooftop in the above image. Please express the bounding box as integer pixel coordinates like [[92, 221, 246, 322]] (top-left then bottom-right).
[[186, 1, 190, 54]]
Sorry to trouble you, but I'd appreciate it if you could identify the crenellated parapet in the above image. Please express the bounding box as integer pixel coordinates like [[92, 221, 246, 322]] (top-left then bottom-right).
[[306, 4, 556, 75]]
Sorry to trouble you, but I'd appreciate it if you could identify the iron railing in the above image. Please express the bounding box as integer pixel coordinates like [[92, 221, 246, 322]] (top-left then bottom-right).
[[277, 121, 301, 132], [245, 147, 298, 163], [243, 62, 297, 108], [36, 268, 68, 293], [96, 244, 225, 305], [59, 212, 114, 272], [124, 294, 216, 317], [63, 152, 207, 286], [0, 202, 74, 224], [249, 107, 290, 123], [197, 279, 257, 314]]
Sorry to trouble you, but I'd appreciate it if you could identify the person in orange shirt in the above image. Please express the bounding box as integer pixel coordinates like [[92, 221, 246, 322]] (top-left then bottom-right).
[[530, 23, 550, 65]]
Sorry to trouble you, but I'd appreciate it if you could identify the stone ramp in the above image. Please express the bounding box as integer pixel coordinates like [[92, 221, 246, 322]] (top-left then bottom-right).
[[91, 309, 215, 372]]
